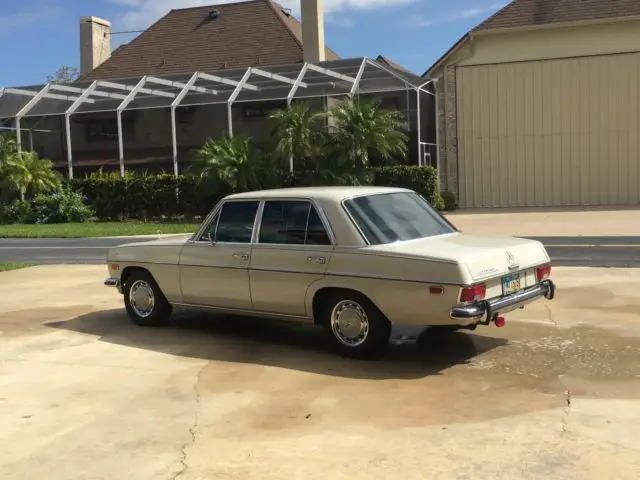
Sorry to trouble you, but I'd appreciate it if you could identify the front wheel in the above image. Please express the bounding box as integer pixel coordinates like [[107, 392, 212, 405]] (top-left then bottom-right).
[[321, 291, 391, 360], [123, 270, 172, 326]]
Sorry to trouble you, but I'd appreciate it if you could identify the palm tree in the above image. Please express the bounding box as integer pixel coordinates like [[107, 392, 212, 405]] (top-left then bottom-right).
[[193, 133, 265, 192], [268, 102, 324, 171], [0, 133, 18, 163], [3, 151, 62, 201], [327, 97, 408, 169]]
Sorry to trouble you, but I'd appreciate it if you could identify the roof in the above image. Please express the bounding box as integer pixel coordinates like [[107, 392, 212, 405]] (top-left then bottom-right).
[[82, 0, 340, 81], [226, 186, 410, 201], [475, 0, 640, 32], [375, 55, 415, 74], [423, 0, 640, 77]]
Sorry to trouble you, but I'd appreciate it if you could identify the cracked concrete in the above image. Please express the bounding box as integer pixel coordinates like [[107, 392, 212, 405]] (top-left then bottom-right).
[[173, 364, 205, 480], [1, 265, 640, 479]]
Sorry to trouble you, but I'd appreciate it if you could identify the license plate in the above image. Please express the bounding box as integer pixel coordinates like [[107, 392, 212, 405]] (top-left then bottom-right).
[[502, 272, 522, 295]]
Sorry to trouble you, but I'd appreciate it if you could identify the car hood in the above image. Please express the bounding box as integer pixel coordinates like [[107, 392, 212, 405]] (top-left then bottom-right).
[[365, 232, 549, 282]]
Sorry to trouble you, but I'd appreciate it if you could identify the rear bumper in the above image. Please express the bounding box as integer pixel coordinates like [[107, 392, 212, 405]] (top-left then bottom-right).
[[450, 279, 556, 324]]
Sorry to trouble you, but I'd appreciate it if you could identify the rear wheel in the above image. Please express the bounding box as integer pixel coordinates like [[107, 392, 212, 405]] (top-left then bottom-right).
[[123, 270, 172, 326], [320, 291, 391, 360]]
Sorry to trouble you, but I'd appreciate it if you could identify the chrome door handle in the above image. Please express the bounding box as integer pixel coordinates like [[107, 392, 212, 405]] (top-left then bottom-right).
[[307, 256, 326, 264], [233, 253, 250, 261]]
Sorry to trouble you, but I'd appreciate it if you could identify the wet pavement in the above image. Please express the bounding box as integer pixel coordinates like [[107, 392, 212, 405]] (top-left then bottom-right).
[[1, 265, 639, 479]]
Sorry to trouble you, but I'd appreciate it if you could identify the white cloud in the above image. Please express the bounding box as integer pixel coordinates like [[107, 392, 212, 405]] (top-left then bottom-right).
[[409, 3, 506, 28], [326, 14, 354, 27], [107, 0, 416, 30], [0, 7, 60, 35]]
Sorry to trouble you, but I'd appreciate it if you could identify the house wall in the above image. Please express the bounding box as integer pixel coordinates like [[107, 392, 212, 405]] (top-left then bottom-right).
[[431, 19, 640, 202]]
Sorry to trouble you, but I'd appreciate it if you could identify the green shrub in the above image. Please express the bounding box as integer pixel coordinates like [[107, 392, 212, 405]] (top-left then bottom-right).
[[63, 165, 441, 221], [440, 190, 457, 211], [31, 189, 94, 224], [372, 165, 440, 207], [0, 200, 33, 224]]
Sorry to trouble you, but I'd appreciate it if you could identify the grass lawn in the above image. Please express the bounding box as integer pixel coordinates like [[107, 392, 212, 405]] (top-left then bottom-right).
[[0, 222, 200, 238], [0, 263, 34, 272]]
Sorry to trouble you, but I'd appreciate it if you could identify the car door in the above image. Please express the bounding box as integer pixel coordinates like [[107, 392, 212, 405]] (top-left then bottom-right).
[[179, 199, 259, 310], [249, 199, 334, 317]]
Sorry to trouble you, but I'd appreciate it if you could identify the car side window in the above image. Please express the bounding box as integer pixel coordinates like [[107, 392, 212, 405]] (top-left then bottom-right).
[[259, 200, 331, 246], [215, 201, 259, 243], [305, 205, 332, 245], [200, 211, 220, 242]]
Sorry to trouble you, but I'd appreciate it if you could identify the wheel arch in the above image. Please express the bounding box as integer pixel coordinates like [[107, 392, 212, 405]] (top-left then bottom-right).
[[120, 265, 153, 286], [310, 285, 389, 326]]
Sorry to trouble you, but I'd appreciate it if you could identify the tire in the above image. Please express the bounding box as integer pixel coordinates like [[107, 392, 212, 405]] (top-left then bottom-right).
[[123, 270, 173, 327], [320, 291, 391, 360]]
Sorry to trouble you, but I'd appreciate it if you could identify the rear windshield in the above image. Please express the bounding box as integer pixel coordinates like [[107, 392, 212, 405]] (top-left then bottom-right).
[[343, 192, 456, 245]]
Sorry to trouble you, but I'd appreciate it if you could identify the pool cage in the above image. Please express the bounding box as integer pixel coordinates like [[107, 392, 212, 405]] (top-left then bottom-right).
[[0, 57, 437, 179]]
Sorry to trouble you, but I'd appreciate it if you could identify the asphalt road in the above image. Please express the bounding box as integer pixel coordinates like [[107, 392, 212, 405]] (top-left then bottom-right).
[[0, 235, 639, 267]]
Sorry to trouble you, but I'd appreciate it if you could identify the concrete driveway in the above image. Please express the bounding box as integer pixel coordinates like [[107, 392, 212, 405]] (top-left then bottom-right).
[[1, 266, 639, 479]]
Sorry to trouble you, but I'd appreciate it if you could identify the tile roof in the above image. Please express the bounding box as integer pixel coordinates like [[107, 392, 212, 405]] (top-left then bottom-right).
[[475, 0, 640, 31], [82, 0, 339, 81]]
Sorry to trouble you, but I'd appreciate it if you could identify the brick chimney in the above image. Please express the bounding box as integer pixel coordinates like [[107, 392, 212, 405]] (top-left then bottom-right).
[[301, 0, 325, 63], [80, 16, 112, 76]]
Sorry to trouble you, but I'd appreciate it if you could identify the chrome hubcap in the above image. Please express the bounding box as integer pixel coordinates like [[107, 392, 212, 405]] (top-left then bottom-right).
[[330, 300, 369, 347], [129, 280, 155, 318]]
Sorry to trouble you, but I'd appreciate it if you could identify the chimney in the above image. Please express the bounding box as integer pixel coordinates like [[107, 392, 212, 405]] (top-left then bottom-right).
[[80, 16, 112, 75], [301, 0, 325, 63]]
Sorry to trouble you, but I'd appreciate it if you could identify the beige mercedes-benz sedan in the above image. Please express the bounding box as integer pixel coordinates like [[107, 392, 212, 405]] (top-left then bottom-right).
[[104, 186, 556, 359]]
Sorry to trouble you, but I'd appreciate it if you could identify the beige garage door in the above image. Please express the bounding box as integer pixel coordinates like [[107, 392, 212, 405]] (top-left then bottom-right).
[[456, 52, 640, 207]]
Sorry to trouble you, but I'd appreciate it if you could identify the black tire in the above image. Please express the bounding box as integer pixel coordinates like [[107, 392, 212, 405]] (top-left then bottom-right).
[[123, 270, 172, 327], [319, 291, 391, 360]]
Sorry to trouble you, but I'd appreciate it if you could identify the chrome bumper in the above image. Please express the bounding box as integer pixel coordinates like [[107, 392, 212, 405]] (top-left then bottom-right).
[[105, 277, 122, 293], [450, 280, 556, 323]]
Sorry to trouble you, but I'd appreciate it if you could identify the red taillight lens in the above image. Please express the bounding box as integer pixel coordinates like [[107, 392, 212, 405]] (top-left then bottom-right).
[[536, 263, 552, 281], [460, 284, 486, 303]]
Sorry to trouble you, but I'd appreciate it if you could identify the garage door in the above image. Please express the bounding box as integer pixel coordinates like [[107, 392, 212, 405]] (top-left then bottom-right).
[[456, 52, 640, 207]]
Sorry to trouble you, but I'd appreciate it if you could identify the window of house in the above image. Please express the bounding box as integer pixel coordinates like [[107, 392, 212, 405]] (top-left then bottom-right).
[[259, 200, 331, 246], [215, 201, 260, 243]]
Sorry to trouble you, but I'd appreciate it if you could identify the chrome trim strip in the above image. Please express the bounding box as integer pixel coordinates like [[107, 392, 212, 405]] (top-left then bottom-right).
[[172, 302, 313, 323], [449, 280, 555, 321]]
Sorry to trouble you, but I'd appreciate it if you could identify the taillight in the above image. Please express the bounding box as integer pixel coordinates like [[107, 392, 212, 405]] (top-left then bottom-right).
[[536, 263, 552, 281], [460, 284, 486, 303]]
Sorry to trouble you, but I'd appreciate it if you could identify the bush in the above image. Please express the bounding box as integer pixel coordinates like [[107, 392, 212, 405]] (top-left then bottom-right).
[[0, 200, 33, 224], [372, 165, 440, 207], [440, 190, 457, 211], [63, 165, 441, 221], [30, 189, 94, 224]]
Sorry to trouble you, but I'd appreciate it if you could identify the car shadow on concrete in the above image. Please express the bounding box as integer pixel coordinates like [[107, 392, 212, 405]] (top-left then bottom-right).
[[46, 308, 508, 380]]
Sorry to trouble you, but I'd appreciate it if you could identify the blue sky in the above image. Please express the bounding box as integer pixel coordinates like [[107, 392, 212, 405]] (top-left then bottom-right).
[[0, 0, 506, 87]]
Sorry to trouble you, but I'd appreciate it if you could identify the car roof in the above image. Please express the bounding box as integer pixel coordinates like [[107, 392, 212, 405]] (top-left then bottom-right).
[[224, 186, 412, 202]]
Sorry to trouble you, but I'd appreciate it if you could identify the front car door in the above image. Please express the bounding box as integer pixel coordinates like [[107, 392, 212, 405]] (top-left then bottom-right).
[[179, 200, 259, 310], [249, 199, 334, 317]]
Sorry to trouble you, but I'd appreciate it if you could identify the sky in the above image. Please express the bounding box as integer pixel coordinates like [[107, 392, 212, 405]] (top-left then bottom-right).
[[0, 0, 507, 87]]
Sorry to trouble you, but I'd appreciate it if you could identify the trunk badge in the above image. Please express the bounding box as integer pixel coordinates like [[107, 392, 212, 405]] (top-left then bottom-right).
[[506, 251, 520, 270]]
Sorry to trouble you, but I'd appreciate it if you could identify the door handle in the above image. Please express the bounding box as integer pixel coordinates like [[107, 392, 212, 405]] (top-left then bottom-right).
[[307, 256, 326, 264], [233, 253, 250, 261]]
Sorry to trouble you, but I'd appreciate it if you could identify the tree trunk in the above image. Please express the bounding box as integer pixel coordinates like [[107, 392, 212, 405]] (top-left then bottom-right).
[[20, 189, 25, 202]]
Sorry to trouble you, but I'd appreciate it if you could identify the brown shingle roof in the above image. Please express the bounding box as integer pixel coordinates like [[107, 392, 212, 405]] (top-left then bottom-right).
[[375, 55, 415, 74], [475, 0, 640, 32], [82, 0, 339, 81]]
